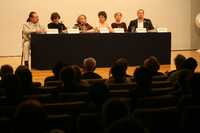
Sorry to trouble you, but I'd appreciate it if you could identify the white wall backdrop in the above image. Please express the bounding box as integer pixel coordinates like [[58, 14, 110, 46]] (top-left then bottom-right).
[[0, 0, 194, 56]]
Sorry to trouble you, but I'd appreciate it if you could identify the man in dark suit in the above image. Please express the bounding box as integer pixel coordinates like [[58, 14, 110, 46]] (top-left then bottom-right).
[[128, 9, 154, 32]]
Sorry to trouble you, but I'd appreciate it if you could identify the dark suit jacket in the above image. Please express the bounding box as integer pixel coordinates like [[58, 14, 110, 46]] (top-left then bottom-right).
[[128, 18, 154, 32]]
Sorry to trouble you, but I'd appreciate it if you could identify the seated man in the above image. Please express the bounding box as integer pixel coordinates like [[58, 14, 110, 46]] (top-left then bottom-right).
[[22, 11, 46, 67], [166, 54, 186, 77], [81, 57, 102, 79], [44, 61, 65, 83], [128, 9, 154, 32]]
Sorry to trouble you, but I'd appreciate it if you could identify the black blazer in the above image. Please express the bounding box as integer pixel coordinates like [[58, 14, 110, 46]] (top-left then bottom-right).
[[128, 18, 154, 32]]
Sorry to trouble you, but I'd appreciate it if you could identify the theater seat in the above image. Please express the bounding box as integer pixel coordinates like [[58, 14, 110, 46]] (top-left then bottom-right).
[[152, 75, 168, 81], [107, 83, 136, 90], [151, 81, 173, 88], [44, 80, 63, 87], [44, 101, 86, 115], [84, 79, 106, 85], [134, 106, 180, 128], [182, 105, 200, 128], [135, 95, 178, 108], [32, 82, 42, 87], [76, 113, 103, 133], [151, 87, 177, 95], [47, 114, 74, 133]]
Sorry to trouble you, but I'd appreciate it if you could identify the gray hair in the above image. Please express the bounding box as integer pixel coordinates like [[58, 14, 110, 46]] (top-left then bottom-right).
[[83, 57, 97, 72]]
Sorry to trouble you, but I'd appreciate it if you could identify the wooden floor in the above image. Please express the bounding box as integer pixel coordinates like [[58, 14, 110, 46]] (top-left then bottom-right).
[[1, 50, 200, 85]]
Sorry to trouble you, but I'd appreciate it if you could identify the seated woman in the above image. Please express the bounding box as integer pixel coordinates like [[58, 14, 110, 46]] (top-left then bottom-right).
[[74, 15, 94, 32], [107, 59, 131, 84], [48, 12, 67, 33], [143, 56, 165, 76], [95, 11, 112, 32], [111, 12, 127, 32]]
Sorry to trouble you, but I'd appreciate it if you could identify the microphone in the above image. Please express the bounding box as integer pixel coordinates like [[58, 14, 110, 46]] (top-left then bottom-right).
[[131, 26, 136, 32]]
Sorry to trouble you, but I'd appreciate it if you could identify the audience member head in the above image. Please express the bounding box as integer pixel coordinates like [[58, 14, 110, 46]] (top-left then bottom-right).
[[77, 14, 87, 24], [15, 65, 32, 90], [177, 69, 193, 94], [14, 100, 47, 133], [98, 11, 107, 23], [181, 57, 198, 73], [89, 82, 109, 110], [72, 65, 82, 82], [1, 73, 22, 102], [103, 99, 129, 128], [27, 11, 39, 23], [144, 56, 160, 75], [134, 66, 152, 88], [83, 57, 97, 73], [114, 12, 123, 23], [52, 61, 65, 79], [50, 12, 61, 24], [116, 58, 129, 73], [137, 9, 145, 20], [60, 66, 75, 85], [174, 54, 186, 70], [110, 60, 127, 83], [0, 64, 13, 77], [60, 65, 81, 82]]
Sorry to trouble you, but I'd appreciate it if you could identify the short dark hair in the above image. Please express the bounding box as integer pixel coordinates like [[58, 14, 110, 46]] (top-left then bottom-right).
[[15, 65, 32, 90], [116, 58, 129, 72], [144, 56, 160, 74], [98, 11, 107, 20], [134, 66, 152, 85], [174, 54, 186, 70], [181, 57, 198, 72], [110, 60, 126, 82], [52, 61, 65, 78], [50, 12, 61, 21], [60, 66, 75, 84], [0, 64, 13, 77]]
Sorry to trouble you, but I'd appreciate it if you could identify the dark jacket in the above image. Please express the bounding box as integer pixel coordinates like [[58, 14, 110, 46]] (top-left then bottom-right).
[[128, 18, 154, 32]]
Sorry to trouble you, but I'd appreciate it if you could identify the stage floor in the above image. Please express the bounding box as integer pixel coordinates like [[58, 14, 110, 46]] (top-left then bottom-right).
[[1, 50, 200, 85]]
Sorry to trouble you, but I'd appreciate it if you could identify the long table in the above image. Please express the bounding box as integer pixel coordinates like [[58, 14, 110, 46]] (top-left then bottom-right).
[[31, 33, 171, 69]]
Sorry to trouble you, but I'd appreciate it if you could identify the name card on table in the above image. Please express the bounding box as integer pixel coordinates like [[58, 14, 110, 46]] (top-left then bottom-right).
[[157, 27, 168, 33], [47, 29, 59, 34], [136, 28, 147, 33], [67, 28, 80, 34], [113, 28, 125, 33], [100, 28, 109, 33]]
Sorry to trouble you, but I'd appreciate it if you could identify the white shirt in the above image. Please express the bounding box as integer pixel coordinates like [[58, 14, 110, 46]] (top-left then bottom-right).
[[22, 22, 45, 41], [137, 20, 144, 28], [95, 22, 111, 32]]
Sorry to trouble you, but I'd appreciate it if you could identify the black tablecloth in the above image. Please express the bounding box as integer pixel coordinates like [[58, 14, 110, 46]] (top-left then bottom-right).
[[31, 33, 171, 69]]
